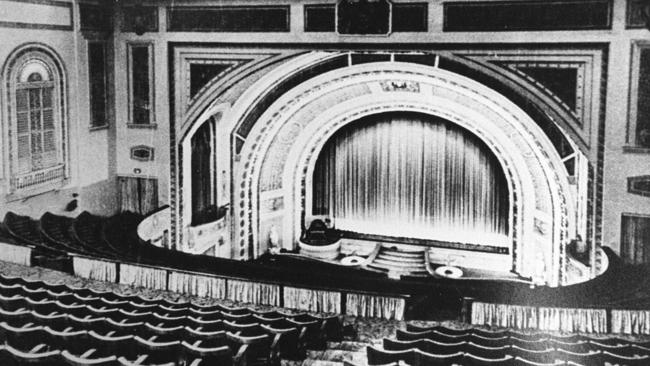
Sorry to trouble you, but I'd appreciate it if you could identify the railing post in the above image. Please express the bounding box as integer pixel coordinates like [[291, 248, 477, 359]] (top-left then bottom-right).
[[460, 297, 475, 324]]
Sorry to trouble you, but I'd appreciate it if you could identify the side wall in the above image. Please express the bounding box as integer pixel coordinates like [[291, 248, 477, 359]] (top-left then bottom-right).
[[0, 0, 116, 218]]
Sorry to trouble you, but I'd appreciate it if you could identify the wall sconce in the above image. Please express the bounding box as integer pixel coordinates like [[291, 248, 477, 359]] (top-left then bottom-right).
[[133, 168, 142, 174]]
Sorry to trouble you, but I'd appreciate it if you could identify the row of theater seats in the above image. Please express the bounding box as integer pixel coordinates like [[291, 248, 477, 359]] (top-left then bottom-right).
[[0, 273, 343, 365], [366, 324, 650, 365]]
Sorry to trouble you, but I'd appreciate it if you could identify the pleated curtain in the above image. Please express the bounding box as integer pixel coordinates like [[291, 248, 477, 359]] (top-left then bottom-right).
[[345, 293, 406, 320], [72, 257, 117, 282], [0, 242, 31, 266], [226, 279, 281, 306], [168, 271, 226, 298], [313, 112, 509, 246], [471, 302, 608, 333], [283, 286, 341, 313], [120, 264, 167, 290], [612, 310, 650, 335]]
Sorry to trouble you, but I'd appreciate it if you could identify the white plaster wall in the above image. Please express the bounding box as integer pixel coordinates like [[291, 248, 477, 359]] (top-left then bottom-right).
[[0, 1, 115, 218]]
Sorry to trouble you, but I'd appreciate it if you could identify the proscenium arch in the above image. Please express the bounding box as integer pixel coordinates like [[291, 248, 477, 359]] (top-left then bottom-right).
[[235, 61, 576, 286]]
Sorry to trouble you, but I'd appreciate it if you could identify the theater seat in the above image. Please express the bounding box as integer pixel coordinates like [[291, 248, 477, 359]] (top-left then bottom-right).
[[383, 338, 466, 355], [260, 324, 305, 360], [552, 349, 601, 364], [227, 332, 278, 366], [60, 350, 117, 366], [179, 342, 233, 366], [507, 345, 555, 364], [463, 353, 513, 365], [513, 357, 563, 366], [366, 345, 416, 365], [415, 349, 464, 365], [3, 344, 63, 366], [601, 351, 650, 366]]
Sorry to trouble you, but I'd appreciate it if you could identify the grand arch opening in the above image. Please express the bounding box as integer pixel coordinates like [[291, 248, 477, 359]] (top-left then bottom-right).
[[178, 57, 585, 287]]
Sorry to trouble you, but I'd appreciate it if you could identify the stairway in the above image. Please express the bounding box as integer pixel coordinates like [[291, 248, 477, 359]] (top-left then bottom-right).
[[366, 245, 429, 277]]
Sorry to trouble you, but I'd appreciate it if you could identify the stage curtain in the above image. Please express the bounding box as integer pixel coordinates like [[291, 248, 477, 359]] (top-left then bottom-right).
[[0, 242, 31, 266], [612, 310, 650, 335], [345, 293, 406, 320], [313, 112, 509, 246], [226, 279, 281, 306], [471, 302, 608, 333], [72, 257, 116, 282], [283, 286, 341, 313], [168, 271, 226, 299], [120, 264, 167, 290]]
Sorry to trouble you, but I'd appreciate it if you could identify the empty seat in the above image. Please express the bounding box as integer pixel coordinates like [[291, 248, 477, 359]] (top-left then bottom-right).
[[60, 350, 117, 366], [32, 311, 69, 330], [67, 315, 109, 335], [186, 317, 224, 333], [3, 344, 63, 366], [367, 345, 416, 366], [188, 308, 223, 322], [466, 342, 510, 359], [150, 313, 186, 328], [383, 338, 467, 355], [127, 336, 180, 365], [138, 323, 184, 343], [549, 339, 590, 353], [286, 318, 326, 349], [291, 313, 343, 341], [261, 324, 305, 360], [512, 357, 563, 366], [183, 327, 227, 348], [415, 349, 464, 365], [406, 324, 467, 336], [78, 331, 132, 357], [227, 332, 277, 366], [472, 328, 510, 339], [0, 308, 32, 327], [463, 353, 513, 365], [0, 321, 49, 353], [507, 331, 548, 342], [552, 349, 601, 364], [507, 345, 555, 364], [180, 342, 233, 366], [44, 327, 91, 356], [601, 351, 650, 366], [469, 334, 511, 348], [509, 337, 550, 351]]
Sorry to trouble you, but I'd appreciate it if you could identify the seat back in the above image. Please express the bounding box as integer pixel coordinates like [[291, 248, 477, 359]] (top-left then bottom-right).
[[180, 342, 233, 366], [366, 345, 416, 366]]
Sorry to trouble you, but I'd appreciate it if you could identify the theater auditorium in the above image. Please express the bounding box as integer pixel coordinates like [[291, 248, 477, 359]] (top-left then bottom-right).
[[0, 0, 649, 365]]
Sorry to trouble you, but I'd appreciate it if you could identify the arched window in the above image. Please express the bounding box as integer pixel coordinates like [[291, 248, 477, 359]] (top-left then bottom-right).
[[4, 46, 66, 193]]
